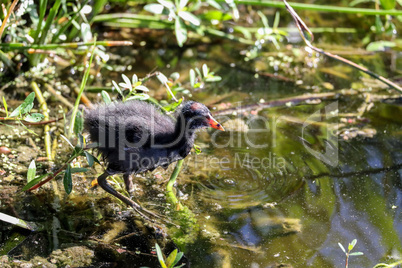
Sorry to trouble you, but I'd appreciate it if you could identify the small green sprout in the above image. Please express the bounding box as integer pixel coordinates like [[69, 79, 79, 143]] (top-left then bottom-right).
[[5, 92, 44, 123], [155, 243, 185, 268], [189, 64, 221, 89], [338, 239, 364, 268]]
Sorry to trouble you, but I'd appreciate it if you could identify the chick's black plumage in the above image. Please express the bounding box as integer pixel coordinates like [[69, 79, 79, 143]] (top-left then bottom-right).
[[84, 100, 223, 221], [84, 100, 215, 175]]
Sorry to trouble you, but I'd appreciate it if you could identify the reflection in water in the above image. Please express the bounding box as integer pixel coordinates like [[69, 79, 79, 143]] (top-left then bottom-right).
[[185, 101, 402, 268]]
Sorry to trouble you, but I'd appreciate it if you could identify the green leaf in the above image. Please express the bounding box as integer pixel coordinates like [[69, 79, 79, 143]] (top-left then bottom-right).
[[125, 94, 150, 101], [179, 0, 189, 9], [135, 85, 149, 92], [74, 110, 84, 135], [63, 164, 73, 194], [21, 92, 36, 114], [101, 90, 111, 104], [27, 160, 36, 183], [9, 105, 22, 118], [206, 0, 222, 10], [189, 0, 201, 11], [173, 87, 186, 92], [85, 151, 94, 167], [229, 1, 239, 20], [2, 96, 8, 117], [22, 103, 34, 115], [10, 92, 36, 118], [132, 74, 138, 84], [273, 11, 280, 29], [349, 0, 373, 6], [24, 113, 44, 122], [119, 82, 130, 89], [203, 10, 232, 22], [349, 252, 364, 256], [162, 98, 183, 112], [172, 252, 184, 267], [155, 243, 167, 268], [205, 76, 222, 82], [189, 69, 195, 88], [385, 21, 396, 36], [194, 67, 202, 79], [157, 72, 168, 85], [202, 64, 209, 77], [157, 0, 175, 9], [170, 72, 180, 81], [366, 41, 396, 51], [375, 15, 383, 33], [338, 242, 346, 253], [70, 167, 88, 173], [349, 239, 357, 251], [257, 10, 270, 29], [112, 80, 123, 97], [380, 0, 396, 9], [73, 145, 85, 157], [178, 11, 200, 26], [175, 18, 187, 47], [165, 249, 177, 267], [144, 3, 165, 14], [122, 74, 132, 89], [84, 151, 100, 167], [22, 173, 51, 191], [77, 133, 84, 148], [81, 22, 92, 43]]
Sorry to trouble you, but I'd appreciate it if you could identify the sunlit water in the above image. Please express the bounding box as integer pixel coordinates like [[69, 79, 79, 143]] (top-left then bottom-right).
[[1, 40, 401, 267], [180, 97, 402, 268], [173, 53, 402, 267]]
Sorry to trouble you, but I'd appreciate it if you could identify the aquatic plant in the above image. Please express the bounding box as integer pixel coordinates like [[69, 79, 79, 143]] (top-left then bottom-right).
[[338, 239, 364, 268], [155, 243, 185, 268], [0, 92, 44, 124], [373, 260, 402, 268]]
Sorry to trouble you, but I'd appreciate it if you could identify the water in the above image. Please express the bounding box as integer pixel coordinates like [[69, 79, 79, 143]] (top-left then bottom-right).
[[1, 35, 401, 267], [170, 48, 402, 267], [179, 97, 402, 267]]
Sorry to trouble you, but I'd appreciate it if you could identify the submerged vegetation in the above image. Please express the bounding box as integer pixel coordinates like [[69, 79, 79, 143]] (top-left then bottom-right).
[[0, 0, 401, 267]]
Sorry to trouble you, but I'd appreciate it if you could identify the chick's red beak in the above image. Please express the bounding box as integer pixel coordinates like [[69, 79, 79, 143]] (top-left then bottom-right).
[[208, 116, 225, 131]]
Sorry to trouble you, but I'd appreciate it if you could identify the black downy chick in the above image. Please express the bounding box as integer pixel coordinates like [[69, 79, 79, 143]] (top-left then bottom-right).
[[84, 100, 224, 219]]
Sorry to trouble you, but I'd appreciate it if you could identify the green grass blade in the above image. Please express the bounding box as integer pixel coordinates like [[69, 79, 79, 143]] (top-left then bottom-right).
[[2, 96, 8, 117], [33, 0, 48, 42], [68, 38, 96, 137]]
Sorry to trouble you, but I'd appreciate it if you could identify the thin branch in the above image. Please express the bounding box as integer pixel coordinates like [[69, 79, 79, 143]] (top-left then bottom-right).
[[282, 0, 402, 93], [215, 0, 402, 16]]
